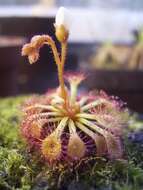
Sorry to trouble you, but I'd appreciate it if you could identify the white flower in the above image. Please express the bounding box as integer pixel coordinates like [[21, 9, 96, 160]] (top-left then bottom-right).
[[55, 7, 71, 31]]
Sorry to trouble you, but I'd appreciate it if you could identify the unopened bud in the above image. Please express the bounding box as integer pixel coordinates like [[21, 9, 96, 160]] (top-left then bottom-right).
[[55, 24, 69, 43], [55, 7, 71, 42]]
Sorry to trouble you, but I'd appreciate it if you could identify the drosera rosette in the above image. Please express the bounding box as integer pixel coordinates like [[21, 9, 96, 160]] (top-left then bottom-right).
[[20, 7, 129, 165]]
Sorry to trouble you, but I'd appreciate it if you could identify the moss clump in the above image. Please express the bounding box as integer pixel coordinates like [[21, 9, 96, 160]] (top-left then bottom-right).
[[0, 96, 143, 190]]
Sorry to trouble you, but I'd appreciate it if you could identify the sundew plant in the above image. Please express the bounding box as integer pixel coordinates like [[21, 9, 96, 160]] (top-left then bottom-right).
[[21, 7, 128, 165]]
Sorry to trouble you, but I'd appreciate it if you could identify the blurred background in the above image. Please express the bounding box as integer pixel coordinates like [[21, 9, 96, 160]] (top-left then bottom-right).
[[0, 0, 143, 112]]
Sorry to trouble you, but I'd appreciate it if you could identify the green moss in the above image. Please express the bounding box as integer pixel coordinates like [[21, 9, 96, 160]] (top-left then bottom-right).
[[0, 97, 25, 148], [0, 96, 143, 190]]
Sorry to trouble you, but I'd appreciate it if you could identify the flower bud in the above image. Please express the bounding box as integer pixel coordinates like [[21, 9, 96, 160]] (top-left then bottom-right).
[[55, 7, 70, 42], [55, 24, 69, 43]]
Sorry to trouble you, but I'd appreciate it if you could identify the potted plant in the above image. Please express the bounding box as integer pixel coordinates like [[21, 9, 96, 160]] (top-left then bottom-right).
[[0, 7, 143, 190]]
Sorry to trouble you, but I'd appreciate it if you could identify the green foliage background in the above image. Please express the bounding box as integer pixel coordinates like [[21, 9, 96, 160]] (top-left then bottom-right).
[[0, 97, 143, 190]]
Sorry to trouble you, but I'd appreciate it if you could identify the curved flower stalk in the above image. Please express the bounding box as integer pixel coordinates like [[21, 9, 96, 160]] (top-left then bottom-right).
[[21, 7, 129, 165]]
